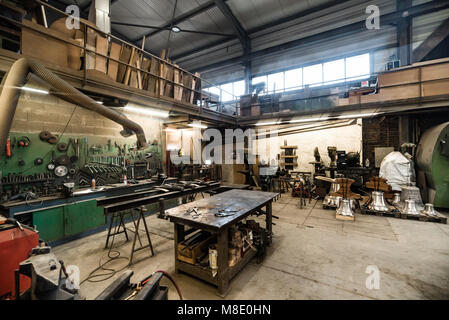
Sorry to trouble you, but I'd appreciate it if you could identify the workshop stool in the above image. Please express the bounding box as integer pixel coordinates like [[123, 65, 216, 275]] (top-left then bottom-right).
[[129, 206, 154, 266], [105, 211, 129, 249]]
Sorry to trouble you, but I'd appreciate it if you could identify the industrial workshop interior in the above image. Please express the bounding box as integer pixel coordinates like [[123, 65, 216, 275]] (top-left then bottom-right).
[[0, 0, 449, 308]]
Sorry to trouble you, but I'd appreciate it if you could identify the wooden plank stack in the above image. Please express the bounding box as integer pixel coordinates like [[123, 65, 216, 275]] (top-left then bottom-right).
[[21, 19, 202, 105]]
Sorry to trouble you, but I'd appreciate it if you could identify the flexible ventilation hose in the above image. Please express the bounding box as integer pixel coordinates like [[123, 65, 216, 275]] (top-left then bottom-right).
[[0, 57, 148, 157]]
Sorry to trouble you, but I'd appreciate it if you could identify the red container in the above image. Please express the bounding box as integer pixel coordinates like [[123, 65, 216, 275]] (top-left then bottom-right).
[[0, 226, 39, 299]]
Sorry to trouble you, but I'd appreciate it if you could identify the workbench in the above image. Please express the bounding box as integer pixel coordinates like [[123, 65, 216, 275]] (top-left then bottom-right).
[[0, 178, 177, 243], [164, 189, 278, 296]]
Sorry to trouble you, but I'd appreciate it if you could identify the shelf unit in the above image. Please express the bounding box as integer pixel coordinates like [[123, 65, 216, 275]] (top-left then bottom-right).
[[280, 145, 298, 171]]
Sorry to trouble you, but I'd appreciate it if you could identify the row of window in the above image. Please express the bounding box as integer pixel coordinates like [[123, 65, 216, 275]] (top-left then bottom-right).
[[205, 53, 371, 102]]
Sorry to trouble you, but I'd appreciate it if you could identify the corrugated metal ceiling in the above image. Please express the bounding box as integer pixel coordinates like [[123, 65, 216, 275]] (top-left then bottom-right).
[[52, 0, 339, 59]]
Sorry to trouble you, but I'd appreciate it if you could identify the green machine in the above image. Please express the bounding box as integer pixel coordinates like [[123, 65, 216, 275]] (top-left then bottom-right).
[[416, 121, 449, 209]]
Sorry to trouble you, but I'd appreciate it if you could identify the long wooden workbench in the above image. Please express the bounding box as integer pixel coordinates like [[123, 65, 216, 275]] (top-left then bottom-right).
[[163, 189, 279, 296]]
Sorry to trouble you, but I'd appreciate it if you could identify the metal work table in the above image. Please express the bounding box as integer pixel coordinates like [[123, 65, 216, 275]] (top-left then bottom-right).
[[163, 189, 279, 296]]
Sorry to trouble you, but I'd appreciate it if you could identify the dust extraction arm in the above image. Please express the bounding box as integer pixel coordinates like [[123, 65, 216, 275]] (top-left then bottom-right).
[[0, 57, 148, 157]]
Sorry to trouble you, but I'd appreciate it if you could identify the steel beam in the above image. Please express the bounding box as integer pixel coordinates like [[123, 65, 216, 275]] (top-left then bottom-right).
[[191, 0, 449, 73], [413, 17, 449, 62], [397, 0, 412, 66], [131, 0, 219, 44], [213, 0, 249, 55]]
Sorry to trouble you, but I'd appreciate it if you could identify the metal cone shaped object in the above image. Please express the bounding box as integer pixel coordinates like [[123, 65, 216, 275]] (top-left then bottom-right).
[[421, 203, 439, 216], [402, 199, 420, 215], [336, 199, 354, 216], [368, 191, 389, 212], [392, 193, 401, 205]]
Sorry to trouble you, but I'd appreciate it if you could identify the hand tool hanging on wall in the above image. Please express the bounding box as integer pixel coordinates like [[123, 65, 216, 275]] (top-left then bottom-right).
[[47, 151, 56, 171], [17, 136, 30, 148], [5, 136, 11, 158], [57, 142, 68, 152]]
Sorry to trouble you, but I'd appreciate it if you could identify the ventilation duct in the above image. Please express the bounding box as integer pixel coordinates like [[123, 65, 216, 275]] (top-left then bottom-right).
[[0, 57, 147, 157]]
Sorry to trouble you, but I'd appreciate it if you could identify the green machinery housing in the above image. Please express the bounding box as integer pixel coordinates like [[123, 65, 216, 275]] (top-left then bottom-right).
[[416, 121, 449, 209]]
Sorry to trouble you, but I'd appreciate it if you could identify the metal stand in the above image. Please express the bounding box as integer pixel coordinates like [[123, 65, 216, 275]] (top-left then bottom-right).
[[129, 206, 154, 266], [105, 212, 129, 249]]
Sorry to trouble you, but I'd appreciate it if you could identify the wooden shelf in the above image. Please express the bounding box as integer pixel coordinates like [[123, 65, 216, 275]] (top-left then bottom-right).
[[280, 146, 297, 149], [280, 155, 298, 158]]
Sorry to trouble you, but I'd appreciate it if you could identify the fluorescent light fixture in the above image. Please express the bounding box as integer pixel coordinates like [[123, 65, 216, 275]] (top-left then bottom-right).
[[255, 121, 281, 126], [96, 101, 103, 104], [188, 123, 208, 129], [255, 112, 382, 126], [21, 86, 48, 95], [171, 26, 181, 33], [124, 103, 169, 118]]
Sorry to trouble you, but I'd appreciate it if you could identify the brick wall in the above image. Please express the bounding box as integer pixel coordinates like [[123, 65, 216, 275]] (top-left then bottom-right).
[[10, 77, 163, 144], [362, 115, 399, 166]]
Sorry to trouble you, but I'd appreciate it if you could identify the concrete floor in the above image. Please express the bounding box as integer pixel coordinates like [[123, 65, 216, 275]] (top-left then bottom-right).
[[53, 193, 449, 300]]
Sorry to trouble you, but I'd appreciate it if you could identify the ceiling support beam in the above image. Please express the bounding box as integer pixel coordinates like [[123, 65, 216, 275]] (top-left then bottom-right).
[[213, 0, 249, 55], [413, 16, 449, 63], [173, 0, 352, 61], [191, 0, 449, 73], [397, 0, 412, 66], [131, 0, 219, 44]]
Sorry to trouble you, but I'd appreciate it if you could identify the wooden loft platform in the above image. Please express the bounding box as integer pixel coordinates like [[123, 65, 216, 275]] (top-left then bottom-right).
[[238, 58, 449, 126], [0, 49, 236, 125]]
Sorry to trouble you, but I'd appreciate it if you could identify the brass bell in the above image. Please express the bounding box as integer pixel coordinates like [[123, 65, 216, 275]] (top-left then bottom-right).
[[368, 191, 389, 212], [336, 199, 354, 216], [402, 199, 420, 215], [392, 193, 401, 205], [421, 203, 439, 216]]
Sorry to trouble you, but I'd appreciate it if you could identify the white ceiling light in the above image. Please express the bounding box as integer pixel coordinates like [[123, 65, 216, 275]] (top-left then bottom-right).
[[124, 103, 169, 118], [256, 112, 382, 126], [188, 122, 208, 129], [171, 26, 181, 33], [21, 86, 49, 95]]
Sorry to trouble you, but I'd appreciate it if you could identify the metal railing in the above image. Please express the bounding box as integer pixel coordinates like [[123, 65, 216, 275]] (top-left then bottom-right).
[[1, 0, 239, 117]]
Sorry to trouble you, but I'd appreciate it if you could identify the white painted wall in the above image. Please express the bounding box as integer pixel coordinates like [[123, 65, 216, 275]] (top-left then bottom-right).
[[256, 119, 363, 172]]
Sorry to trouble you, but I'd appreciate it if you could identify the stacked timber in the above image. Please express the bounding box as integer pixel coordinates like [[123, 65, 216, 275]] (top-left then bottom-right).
[[20, 18, 201, 105]]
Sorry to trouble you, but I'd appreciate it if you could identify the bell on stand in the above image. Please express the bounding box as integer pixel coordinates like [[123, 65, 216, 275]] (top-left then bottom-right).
[[402, 199, 420, 215], [368, 191, 390, 212], [421, 203, 439, 216], [323, 182, 340, 208]]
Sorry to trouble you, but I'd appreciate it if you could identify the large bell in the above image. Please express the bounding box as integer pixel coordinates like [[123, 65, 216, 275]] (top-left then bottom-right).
[[336, 199, 354, 216], [402, 199, 420, 215], [400, 186, 424, 210], [368, 191, 390, 212], [421, 203, 439, 216]]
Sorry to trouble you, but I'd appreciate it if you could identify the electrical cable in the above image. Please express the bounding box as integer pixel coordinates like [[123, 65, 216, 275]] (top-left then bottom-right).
[[80, 216, 129, 284], [139, 270, 183, 300]]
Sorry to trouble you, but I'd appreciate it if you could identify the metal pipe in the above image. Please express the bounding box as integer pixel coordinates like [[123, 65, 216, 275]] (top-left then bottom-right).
[[0, 57, 148, 158]]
